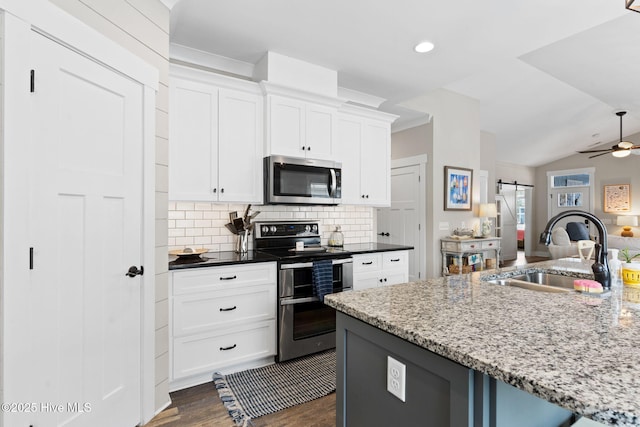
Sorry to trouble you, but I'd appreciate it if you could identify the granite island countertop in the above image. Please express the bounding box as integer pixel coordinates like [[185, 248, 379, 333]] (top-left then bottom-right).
[[324, 259, 640, 426]]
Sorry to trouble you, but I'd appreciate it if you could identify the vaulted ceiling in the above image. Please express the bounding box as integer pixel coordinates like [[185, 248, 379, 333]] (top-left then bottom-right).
[[167, 0, 640, 167]]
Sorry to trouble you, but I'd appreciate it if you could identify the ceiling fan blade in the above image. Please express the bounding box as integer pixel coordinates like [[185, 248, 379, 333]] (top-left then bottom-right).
[[589, 152, 611, 159], [578, 148, 613, 154]]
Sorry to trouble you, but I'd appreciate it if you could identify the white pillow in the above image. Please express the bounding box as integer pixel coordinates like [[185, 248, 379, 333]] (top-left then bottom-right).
[[552, 227, 571, 246]]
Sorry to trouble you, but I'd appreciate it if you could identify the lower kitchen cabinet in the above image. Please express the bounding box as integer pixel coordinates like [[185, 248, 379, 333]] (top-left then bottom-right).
[[169, 262, 277, 391], [353, 251, 408, 290], [336, 313, 574, 427]]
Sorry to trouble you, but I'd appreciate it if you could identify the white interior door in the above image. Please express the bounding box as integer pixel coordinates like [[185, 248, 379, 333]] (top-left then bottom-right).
[[497, 185, 518, 261], [377, 165, 421, 281], [25, 31, 143, 427]]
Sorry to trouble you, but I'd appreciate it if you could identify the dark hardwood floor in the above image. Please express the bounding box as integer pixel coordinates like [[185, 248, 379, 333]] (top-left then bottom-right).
[[144, 383, 336, 427]]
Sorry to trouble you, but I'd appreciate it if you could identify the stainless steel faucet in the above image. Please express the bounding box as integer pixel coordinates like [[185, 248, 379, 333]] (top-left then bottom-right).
[[539, 209, 611, 289]]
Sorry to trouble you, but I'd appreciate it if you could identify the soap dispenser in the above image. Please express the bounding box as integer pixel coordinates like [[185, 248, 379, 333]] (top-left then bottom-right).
[[328, 226, 344, 247], [609, 248, 621, 284]]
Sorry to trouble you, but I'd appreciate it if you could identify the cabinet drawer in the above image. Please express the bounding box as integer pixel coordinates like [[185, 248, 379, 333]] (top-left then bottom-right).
[[481, 240, 499, 250], [172, 262, 276, 295], [353, 254, 382, 273], [173, 284, 276, 337], [442, 241, 461, 251], [383, 251, 408, 270], [173, 320, 276, 380], [459, 241, 482, 251]]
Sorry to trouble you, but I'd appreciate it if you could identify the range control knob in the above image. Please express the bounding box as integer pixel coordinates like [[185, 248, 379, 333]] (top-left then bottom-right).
[[270, 226, 277, 233], [311, 224, 318, 233], [261, 226, 269, 234], [305, 225, 311, 233]]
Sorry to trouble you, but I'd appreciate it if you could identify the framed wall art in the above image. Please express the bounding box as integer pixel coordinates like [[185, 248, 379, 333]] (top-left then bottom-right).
[[444, 166, 473, 211], [603, 184, 631, 213]]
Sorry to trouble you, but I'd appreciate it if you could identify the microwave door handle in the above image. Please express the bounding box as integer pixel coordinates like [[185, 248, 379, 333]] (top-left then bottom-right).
[[329, 169, 337, 197]]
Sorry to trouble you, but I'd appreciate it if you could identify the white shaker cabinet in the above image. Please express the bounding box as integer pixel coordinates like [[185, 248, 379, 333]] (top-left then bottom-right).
[[170, 262, 277, 391], [266, 94, 335, 160], [335, 106, 396, 206], [352, 251, 409, 291], [169, 67, 263, 203]]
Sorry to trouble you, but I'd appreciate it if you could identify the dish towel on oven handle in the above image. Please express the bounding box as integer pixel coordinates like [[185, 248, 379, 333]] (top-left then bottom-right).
[[312, 259, 334, 301]]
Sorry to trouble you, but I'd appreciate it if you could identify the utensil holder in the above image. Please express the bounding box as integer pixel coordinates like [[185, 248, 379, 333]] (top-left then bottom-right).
[[236, 229, 249, 254]]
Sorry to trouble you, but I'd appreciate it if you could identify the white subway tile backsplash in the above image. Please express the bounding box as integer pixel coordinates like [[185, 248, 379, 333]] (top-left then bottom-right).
[[167, 203, 376, 251]]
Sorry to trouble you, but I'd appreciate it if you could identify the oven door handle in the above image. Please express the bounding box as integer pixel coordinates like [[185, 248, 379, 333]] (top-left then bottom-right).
[[280, 296, 321, 306], [280, 257, 353, 270]]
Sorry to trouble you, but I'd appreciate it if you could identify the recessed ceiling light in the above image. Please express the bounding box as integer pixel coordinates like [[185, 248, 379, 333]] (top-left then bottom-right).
[[414, 41, 435, 53]]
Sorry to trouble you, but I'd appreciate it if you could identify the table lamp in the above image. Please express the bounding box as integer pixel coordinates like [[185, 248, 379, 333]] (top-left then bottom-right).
[[478, 203, 498, 237], [617, 215, 638, 237]]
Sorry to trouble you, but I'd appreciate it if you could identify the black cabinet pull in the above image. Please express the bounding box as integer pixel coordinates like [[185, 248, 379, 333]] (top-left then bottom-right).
[[307, 146, 311, 151], [219, 306, 237, 312], [390, 258, 400, 262], [219, 344, 237, 351], [213, 188, 217, 193], [221, 188, 224, 193], [301, 146, 306, 151], [220, 275, 237, 280], [366, 195, 369, 198], [384, 278, 387, 282], [362, 261, 373, 265], [379, 278, 383, 283]]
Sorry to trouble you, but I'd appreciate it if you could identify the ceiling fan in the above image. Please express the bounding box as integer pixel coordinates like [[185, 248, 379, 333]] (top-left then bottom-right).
[[578, 111, 640, 158]]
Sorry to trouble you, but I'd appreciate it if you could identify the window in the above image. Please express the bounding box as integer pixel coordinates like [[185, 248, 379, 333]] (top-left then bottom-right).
[[551, 173, 590, 188]]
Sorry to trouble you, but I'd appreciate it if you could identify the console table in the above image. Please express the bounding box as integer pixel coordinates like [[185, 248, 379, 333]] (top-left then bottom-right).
[[441, 237, 501, 276]]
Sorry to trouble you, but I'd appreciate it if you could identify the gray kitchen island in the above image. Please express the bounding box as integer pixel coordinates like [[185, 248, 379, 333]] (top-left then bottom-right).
[[324, 259, 640, 427]]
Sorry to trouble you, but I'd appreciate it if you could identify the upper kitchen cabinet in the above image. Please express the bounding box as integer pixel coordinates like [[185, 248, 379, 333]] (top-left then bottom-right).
[[335, 105, 397, 206], [169, 66, 263, 202], [262, 83, 341, 161]]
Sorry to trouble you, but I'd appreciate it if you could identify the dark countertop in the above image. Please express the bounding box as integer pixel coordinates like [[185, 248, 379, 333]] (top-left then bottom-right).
[[341, 242, 413, 254], [169, 250, 279, 270], [168, 243, 413, 270]]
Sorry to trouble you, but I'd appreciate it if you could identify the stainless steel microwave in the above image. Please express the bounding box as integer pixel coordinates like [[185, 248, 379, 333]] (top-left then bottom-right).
[[264, 155, 342, 205]]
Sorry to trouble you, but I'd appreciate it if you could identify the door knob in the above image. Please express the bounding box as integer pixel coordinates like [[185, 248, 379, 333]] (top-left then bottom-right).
[[126, 266, 144, 277]]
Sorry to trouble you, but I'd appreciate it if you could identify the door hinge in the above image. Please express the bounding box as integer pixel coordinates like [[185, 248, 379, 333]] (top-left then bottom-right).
[[29, 247, 34, 270], [418, 223, 421, 230], [418, 272, 421, 279], [30, 70, 35, 93], [418, 175, 421, 182]]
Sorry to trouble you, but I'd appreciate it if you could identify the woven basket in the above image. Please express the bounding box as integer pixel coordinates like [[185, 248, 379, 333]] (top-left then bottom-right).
[[449, 264, 472, 274]]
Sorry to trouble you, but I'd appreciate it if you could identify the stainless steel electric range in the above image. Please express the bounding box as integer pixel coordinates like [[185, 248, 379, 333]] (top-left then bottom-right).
[[254, 221, 353, 362]]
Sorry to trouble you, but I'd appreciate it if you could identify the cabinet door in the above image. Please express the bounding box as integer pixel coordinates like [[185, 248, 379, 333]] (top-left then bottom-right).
[[305, 103, 334, 160], [335, 115, 362, 204], [169, 78, 218, 200], [218, 89, 263, 203], [360, 120, 390, 206], [353, 272, 383, 291], [268, 95, 305, 157]]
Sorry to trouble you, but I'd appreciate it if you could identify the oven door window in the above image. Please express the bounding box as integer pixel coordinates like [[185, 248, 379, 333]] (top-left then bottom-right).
[[273, 163, 331, 199], [290, 265, 343, 297], [291, 301, 335, 340]]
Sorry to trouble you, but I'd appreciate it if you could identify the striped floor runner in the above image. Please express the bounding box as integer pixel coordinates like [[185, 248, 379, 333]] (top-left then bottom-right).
[[212, 349, 336, 426]]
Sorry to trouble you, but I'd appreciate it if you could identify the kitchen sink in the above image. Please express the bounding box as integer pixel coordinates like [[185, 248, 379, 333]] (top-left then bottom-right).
[[484, 272, 575, 293]]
